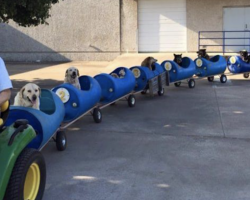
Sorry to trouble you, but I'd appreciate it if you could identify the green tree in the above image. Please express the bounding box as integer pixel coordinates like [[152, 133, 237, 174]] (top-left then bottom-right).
[[0, 0, 60, 27]]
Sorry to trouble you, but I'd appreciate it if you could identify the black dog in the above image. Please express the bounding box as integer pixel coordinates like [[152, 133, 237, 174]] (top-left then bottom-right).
[[141, 57, 158, 71], [173, 54, 182, 66], [197, 49, 210, 60], [239, 50, 250, 63]]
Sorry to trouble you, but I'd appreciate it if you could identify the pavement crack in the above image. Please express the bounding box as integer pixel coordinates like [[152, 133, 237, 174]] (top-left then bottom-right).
[[213, 85, 226, 138]]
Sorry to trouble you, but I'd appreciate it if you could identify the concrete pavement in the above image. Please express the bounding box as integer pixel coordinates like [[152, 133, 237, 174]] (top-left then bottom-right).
[[5, 55, 250, 200]]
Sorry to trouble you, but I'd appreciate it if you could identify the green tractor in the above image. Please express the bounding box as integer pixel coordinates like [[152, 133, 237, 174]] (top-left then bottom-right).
[[0, 101, 46, 200]]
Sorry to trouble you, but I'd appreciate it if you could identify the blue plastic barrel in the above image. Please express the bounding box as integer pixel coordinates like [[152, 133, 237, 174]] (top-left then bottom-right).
[[94, 67, 136, 103], [130, 63, 163, 92], [194, 55, 227, 77], [161, 57, 196, 83], [227, 56, 250, 73], [6, 89, 65, 150], [52, 76, 102, 122]]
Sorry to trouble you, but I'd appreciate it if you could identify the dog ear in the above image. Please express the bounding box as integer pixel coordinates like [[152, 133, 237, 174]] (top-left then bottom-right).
[[21, 87, 25, 98], [38, 87, 41, 97], [174, 54, 176, 56], [180, 54, 182, 56], [65, 69, 69, 77], [77, 69, 80, 77]]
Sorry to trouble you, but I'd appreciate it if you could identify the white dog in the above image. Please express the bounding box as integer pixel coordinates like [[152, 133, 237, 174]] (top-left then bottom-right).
[[64, 67, 81, 89], [14, 83, 41, 110]]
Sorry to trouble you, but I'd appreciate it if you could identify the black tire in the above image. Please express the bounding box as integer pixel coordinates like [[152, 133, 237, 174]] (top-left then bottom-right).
[[207, 76, 214, 82], [158, 88, 164, 96], [128, 95, 136, 107], [93, 108, 102, 123], [4, 148, 46, 200], [56, 131, 67, 151], [220, 74, 227, 83], [188, 79, 195, 89], [174, 82, 181, 87], [243, 73, 249, 79]]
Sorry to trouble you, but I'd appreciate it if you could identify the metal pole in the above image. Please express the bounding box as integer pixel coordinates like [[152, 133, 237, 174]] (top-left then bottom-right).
[[198, 31, 200, 51], [223, 31, 225, 55]]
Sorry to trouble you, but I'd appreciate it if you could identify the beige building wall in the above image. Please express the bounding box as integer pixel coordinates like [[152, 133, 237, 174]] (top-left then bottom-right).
[[0, 0, 121, 62], [121, 0, 138, 53], [187, 0, 250, 52]]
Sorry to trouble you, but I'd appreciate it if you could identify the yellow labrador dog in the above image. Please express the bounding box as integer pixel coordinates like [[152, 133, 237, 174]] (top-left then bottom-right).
[[14, 83, 41, 110], [64, 67, 81, 89]]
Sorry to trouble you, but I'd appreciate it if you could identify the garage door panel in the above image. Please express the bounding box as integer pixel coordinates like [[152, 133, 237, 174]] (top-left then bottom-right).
[[139, 0, 187, 52]]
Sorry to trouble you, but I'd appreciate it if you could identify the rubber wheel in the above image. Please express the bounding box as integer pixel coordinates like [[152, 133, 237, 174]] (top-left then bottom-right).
[[174, 82, 181, 87], [243, 73, 249, 78], [56, 131, 67, 151], [4, 148, 46, 200], [188, 79, 195, 89], [207, 76, 214, 82], [93, 108, 102, 123], [158, 88, 164, 96], [128, 95, 136, 107], [220, 75, 227, 83]]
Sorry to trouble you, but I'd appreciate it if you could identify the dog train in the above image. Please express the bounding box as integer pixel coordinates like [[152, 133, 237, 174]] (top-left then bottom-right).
[[1, 49, 250, 200]]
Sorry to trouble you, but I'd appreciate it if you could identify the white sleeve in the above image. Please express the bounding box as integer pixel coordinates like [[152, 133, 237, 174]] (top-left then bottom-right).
[[0, 57, 12, 92]]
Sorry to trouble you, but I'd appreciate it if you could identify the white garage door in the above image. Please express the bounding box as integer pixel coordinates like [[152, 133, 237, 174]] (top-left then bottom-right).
[[138, 0, 187, 52]]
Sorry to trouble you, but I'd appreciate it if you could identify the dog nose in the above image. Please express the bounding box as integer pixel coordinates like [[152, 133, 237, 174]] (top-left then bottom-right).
[[32, 95, 37, 101], [72, 71, 76, 75]]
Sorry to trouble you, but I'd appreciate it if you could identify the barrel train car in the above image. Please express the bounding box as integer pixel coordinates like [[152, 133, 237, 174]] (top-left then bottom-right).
[[194, 55, 227, 83], [161, 57, 196, 88], [227, 56, 250, 78]]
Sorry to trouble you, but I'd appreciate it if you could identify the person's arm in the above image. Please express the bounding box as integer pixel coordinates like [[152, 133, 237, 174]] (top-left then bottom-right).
[[0, 89, 11, 106], [0, 57, 12, 107]]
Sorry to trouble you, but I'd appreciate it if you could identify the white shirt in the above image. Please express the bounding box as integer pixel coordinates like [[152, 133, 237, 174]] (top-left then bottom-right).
[[0, 57, 12, 92]]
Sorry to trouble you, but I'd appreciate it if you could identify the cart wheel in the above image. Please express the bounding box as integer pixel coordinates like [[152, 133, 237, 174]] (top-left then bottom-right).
[[188, 79, 195, 88], [56, 131, 67, 151], [207, 76, 214, 82], [243, 73, 249, 78], [174, 82, 181, 87], [93, 108, 102, 123], [158, 88, 164, 96], [128, 95, 136, 107], [4, 148, 46, 200], [220, 75, 227, 83]]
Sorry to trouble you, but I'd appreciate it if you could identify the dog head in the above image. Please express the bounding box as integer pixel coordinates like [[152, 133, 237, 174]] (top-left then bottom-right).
[[20, 83, 41, 106], [239, 50, 248, 59], [174, 54, 182, 64], [197, 49, 207, 58], [141, 57, 158, 70], [119, 69, 126, 77], [65, 67, 80, 80]]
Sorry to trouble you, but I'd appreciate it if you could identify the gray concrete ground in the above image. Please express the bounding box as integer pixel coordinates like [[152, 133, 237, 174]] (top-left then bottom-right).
[[6, 56, 250, 200]]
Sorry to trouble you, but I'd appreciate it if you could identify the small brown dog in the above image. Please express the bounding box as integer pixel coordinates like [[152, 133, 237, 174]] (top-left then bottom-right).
[[141, 57, 158, 70]]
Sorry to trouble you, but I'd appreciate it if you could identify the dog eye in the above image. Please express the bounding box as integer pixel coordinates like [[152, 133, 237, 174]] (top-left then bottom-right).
[[28, 90, 31, 93], [35, 90, 38, 92]]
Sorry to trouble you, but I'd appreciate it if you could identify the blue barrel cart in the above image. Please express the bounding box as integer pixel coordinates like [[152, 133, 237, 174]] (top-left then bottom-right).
[[6, 89, 65, 151], [94, 67, 137, 108], [52, 75, 102, 125], [0, 89, 64, 200], [194, 55, 227, 83], [161, 57, 196, 88], [227, 56, 250, 78], [130, 63, 169, 96]]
